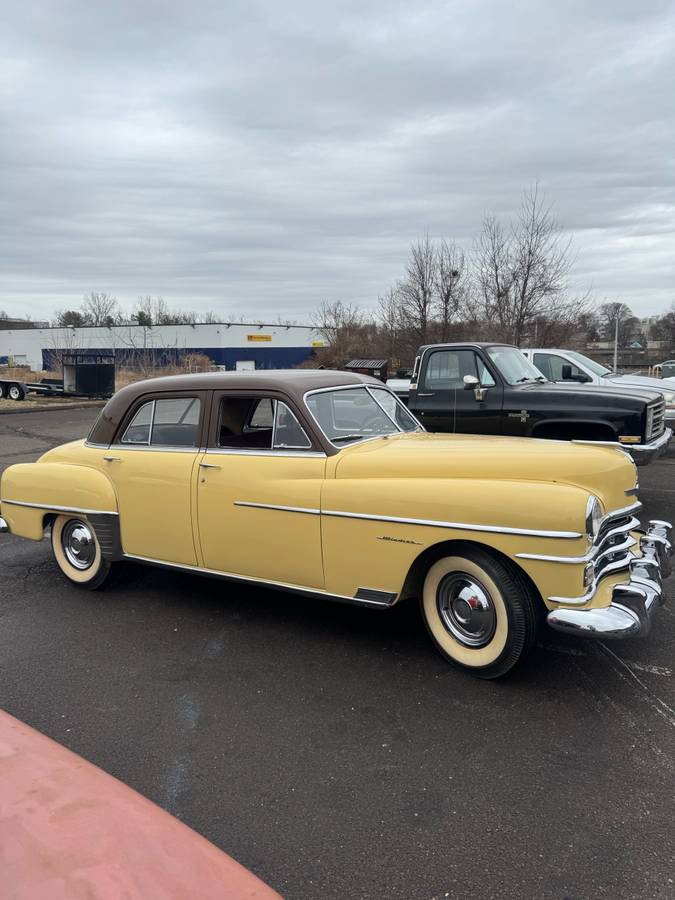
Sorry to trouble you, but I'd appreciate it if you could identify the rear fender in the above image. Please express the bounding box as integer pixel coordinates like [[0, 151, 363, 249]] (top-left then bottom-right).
[[0, 463, 118, 543]]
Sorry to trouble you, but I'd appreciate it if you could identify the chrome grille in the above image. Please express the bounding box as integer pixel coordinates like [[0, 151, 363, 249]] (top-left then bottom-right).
[[591, 504, 641, 579], [647, 399, 665, 440]]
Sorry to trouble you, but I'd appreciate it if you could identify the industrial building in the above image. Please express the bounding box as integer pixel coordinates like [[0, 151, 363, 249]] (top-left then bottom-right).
[[0, 322, 326, 372]]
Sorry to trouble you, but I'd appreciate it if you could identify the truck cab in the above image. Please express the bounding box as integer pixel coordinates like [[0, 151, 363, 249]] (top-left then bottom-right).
[[404, 342, 671, 464]]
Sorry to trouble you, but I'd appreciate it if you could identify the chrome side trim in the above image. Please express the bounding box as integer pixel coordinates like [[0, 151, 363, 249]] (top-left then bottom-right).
[[235, 501, 320, 516], [122, 554, 396, 608], [233, 500, 581, 538], [321, 508, 582, 539], [0, 499, 119, 516], [0, 516, 9, 533], [84, 441, 110, 449], [206, 448, 327, 459]]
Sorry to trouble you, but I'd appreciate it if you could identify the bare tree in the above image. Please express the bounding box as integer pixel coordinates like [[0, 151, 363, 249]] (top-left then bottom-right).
[[82, 292, 121, 327], [435, 240, 465, 342], [397, 236, 436, 344], [597, 301, 640, 348], [474, 187, 587, 345]]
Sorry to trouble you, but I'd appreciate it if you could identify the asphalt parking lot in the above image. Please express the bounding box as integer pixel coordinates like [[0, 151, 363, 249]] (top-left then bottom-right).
[[1, 407, 674, 900]]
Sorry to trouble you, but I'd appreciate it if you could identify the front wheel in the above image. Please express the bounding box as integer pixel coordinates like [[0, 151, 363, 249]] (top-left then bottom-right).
[[8, 383, 25, 401], [51, 515, 111, 589], [420, 548, 538, 679]]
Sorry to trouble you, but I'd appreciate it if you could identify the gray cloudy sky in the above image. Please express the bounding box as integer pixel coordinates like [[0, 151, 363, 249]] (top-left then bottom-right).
[[1, 0, 674, 322]]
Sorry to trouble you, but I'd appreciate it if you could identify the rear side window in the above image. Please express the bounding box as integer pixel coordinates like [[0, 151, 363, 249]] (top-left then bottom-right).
[[120, 397, 201, 447]]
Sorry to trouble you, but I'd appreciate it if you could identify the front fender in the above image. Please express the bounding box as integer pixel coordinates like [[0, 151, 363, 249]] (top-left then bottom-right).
[[0, 463, 118, 541]]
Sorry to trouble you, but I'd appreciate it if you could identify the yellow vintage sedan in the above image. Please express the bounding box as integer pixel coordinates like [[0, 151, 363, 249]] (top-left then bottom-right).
[[0, 370, 670, 678]]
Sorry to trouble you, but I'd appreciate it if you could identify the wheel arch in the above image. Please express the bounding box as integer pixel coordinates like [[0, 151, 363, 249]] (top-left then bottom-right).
[[531, 418, 617, 442], [399, 538, 543, 610]]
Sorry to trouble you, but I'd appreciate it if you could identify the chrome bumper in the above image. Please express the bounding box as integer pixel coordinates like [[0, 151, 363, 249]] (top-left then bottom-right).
[[0, 516, 8, 533], [630, 427, 672, 465], [547, 520, 671, 639]]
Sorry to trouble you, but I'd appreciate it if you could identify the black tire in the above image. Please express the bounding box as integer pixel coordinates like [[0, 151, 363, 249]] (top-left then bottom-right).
[[7, 383, 25, 401], [0, 383, 5, 399], [420, 546, 538, 679], [51, 515, 112, 590]]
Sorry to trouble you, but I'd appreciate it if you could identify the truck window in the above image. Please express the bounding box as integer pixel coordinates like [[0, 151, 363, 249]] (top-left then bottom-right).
[[423, 350, 495, 389]]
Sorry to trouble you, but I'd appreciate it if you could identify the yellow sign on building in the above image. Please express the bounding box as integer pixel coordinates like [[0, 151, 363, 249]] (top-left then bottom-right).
[[247, 334, 272, 342]]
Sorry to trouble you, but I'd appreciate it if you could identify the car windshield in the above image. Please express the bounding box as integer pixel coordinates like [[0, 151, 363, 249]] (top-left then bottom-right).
[[565, 350, 612, 377], [487, 347, 547, 385], [305, 385, 420, 446]]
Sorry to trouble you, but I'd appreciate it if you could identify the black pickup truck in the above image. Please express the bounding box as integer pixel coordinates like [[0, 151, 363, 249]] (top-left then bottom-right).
[[393, 342, 671, 465]]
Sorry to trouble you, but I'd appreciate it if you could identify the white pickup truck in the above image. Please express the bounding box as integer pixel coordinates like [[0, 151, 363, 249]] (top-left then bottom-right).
[[522, 348, 675, 430]]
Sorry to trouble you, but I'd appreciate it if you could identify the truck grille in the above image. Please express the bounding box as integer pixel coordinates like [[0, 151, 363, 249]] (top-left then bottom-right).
[[646, 399, 665, 441]]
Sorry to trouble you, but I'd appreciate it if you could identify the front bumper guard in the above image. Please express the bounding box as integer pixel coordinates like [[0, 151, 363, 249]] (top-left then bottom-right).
[[547, 520, 672, 639], [629, 427, 672, 465]]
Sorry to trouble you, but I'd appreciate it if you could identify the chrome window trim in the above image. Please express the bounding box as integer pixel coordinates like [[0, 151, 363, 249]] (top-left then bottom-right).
[[207, 448, 327, 459], [303, 383, 423, 449], [1, 499, 118, 516], [122, 553, 396, 608], [84, 441, 110, 449], [120, 399, 154, 446], [272, 400, 313, 451], [109, 444, 202, 454], [232, 500, 580, 538]]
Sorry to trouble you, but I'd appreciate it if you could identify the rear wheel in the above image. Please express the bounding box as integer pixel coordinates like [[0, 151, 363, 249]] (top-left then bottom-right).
[[8, 383, 25, 401], [420, 548, 538, 679], [0, 383, 5, 399], [51, 515, 111, 589]]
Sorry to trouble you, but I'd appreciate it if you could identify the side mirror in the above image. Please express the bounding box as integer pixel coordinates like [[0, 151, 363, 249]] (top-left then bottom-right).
[[561, 364, 574, 381], [463, 374, 487, 401]]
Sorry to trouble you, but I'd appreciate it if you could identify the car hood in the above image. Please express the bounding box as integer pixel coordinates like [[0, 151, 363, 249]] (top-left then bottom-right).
[[601, 373, 675, 399], [334, 432, 636, 509]]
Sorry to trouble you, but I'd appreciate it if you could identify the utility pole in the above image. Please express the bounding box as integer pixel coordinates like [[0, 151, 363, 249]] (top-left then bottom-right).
[[613, 317, 619, 373]]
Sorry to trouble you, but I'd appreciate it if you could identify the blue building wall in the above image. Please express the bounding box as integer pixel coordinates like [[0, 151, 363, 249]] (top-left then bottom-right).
[[41, 345, 316, 371]]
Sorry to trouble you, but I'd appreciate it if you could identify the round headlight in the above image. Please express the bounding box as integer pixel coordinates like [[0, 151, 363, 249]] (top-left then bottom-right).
[[586, 495, 604, 541]]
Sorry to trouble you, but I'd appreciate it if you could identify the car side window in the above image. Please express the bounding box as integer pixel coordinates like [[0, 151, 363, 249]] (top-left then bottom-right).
[[423, 350, 495, 389], [121, 398, 201, 447], [218, 397, 311, 450], [534, 353, 581, 381]]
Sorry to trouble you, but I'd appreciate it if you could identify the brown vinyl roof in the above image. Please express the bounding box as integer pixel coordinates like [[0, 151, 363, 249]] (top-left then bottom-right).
[[89, 368, 380, 446]]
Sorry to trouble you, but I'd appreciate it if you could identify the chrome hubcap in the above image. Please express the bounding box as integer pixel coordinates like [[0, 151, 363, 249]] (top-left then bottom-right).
[[437, 573, 497, 648], [61, 520, 96, 570]]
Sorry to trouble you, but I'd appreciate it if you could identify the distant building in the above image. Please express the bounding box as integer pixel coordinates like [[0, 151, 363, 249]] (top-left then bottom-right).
[[0, 317, 49, 330], [0, 322, 327, 372]]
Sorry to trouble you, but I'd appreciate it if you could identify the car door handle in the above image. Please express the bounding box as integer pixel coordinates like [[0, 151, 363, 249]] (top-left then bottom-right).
[[199, 462, 221, 469], [103, 456, 121, 462]]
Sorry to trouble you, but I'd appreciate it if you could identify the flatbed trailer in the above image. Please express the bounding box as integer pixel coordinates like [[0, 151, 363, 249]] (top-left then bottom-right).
[[0, 352, 115, 402]]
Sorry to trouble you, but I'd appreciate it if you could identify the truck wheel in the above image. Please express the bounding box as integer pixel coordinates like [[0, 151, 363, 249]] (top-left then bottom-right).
[[51, 515, 111, 589], [0, 383, 5, 398], [8, 383, 25, 401], [420, 548, 538, 679]]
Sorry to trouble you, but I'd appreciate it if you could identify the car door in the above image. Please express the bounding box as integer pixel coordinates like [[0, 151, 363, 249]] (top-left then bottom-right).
[[196, 392, 325, 589], [414, 347, 503, 433], [103, 391, 206, 565]]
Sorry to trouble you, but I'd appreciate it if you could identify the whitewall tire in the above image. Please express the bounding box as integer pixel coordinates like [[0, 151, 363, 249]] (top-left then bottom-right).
[[421, 548, 537, 679], [51, 515, 111, 589]]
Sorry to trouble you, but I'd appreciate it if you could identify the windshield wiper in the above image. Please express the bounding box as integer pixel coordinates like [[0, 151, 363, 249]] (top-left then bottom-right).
[[515, 376, 533, 383]]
